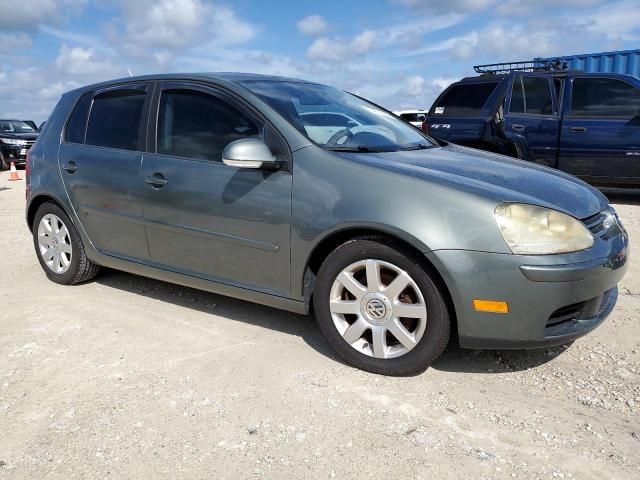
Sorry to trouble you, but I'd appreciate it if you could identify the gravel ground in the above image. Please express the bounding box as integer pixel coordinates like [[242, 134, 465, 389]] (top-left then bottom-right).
[[0, 172, 638, 479]]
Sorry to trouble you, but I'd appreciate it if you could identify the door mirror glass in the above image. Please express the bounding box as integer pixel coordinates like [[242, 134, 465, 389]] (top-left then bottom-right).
[[222, 138, 282, 169]]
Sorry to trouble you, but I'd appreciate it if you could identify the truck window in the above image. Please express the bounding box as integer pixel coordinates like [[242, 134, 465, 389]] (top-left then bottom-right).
[[570, 78, 640, 117], [509, 76, 554, 115], [432, 82, 499, 116]]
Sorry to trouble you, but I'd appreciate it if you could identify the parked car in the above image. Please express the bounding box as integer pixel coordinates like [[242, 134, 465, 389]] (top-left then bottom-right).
[[0, 119, 38, 170], [394, 109, 428, 127], [27, 73, 628, 375], [424, 61, 640, 187]]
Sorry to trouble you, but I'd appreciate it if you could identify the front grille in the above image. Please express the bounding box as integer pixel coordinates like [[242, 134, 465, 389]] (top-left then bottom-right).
[[547, 301, 588, 327]]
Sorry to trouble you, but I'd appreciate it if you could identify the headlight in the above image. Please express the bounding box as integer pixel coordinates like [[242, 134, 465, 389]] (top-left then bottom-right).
[[494, 203, 593, 255], [0, 138, 27, 146]]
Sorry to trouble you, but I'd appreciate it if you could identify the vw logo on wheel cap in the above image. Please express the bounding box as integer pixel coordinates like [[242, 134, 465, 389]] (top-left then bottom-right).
[[366, 299, 387, 319]]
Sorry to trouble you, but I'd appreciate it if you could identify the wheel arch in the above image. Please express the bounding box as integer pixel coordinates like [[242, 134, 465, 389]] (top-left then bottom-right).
[[27, 194, 70, 232], [303, 227, 458, 341]]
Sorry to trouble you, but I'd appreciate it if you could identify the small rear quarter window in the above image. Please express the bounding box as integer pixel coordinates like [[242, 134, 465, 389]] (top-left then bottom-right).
[[64, 93, 93, 144]]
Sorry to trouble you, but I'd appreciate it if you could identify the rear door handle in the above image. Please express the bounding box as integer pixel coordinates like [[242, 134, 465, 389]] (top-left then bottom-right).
[[511, 124, 525, 131], [570, 127, 588, 133], [62, 161, 78, 173], [144, 173, 168, 188]]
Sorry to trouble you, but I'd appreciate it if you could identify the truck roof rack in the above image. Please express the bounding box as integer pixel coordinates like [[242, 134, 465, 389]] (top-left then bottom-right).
[[473, 59, 569, 75]]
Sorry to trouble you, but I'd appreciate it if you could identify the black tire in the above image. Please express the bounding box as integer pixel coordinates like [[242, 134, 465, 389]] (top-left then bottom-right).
[[314, 237, 450, 376], [0, 152, 8, 171], [32, 202, 100, 285]]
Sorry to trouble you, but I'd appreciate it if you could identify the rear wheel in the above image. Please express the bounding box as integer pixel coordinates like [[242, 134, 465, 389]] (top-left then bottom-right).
[[32, 202, 100, 285], [314, 237, 450, 375]]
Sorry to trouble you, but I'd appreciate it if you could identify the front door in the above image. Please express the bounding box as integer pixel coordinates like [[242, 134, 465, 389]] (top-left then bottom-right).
[[58, 84, 151, 262], [505, 75, 560, 167], [558, 76, 640, 182], [141, 82, 292, 296]]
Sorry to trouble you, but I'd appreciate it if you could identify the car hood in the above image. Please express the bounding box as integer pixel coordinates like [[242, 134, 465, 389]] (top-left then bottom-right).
[[0, 132, 38, 141], [340, 144, 608, 219]]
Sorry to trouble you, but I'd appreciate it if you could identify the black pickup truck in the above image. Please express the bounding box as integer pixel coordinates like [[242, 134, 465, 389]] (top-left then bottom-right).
[[0, 119, 38, 170], [424, 61, 640, 187]]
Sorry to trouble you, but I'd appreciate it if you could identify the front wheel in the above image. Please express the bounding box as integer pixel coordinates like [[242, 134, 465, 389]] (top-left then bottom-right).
[[0, 152, 8, 171], [314, 237, 450, 376], [32, 202, 100, 285]]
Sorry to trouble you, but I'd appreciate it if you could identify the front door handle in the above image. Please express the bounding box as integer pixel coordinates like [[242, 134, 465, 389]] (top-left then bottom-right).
[[570, 126, 588, 133], [62, 161, 78, 173], [511, 124, 525, 132], [144, 173, 168, 188]]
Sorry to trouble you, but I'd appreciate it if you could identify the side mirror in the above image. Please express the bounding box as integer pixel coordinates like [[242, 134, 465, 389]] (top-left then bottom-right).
[[222, 138, 283, 170]]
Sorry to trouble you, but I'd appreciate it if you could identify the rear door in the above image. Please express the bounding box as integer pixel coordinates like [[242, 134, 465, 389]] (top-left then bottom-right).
[[140, 82, 292, 296], [505, 75, 560, 167], [58, 84, 151, 262], [558, 76, 640, 182]]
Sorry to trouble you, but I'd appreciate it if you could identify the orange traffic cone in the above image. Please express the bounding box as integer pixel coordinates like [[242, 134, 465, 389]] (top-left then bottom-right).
[[7, 162, 22, 181]]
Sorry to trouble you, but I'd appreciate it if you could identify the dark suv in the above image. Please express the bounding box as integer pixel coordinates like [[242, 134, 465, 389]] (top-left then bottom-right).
[[0, 119, 38, 170], [424, 61, 640, 187], [26, 73, 628, 375]]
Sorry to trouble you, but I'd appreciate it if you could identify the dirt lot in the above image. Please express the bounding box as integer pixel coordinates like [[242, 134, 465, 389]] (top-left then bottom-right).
[[0, 171, 638, 479]]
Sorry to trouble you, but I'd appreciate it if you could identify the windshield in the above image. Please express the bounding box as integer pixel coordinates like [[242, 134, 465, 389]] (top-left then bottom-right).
[[240, 80, 436, 152], [0, 120, 36, 134]]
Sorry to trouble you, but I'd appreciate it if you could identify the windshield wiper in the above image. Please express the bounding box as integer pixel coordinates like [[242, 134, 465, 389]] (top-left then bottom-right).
[[324, 145, 386, 153], [399, 143, 434, 151]]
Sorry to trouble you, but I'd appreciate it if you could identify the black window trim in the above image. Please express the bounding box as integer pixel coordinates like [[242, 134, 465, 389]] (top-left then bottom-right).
[[62, 82, 152, 153], [565, 75, 640, 120], [149, 80, 292, 172], [507, 75, 558, 118]]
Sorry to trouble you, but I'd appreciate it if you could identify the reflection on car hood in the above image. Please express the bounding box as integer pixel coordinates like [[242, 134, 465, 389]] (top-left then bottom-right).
[[341, 144, 608, 219]]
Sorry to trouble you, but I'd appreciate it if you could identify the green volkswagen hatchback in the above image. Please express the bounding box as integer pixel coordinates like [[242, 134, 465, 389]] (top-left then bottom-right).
[[26, 73, 628, 375]]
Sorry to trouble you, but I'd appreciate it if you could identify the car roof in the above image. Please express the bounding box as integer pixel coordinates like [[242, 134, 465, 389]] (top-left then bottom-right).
[[66, 72, 321, 96]]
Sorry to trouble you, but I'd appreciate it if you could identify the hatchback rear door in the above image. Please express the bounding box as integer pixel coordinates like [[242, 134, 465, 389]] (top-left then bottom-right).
[[140, 81, 292, 296], [57, 84, 152, 262], [558, 76, 640, 183], [505, 75, 560, 167]]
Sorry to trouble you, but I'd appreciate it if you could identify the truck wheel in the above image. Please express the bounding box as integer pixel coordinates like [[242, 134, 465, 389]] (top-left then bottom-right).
[[314, 237, 450, 376], [32, 202, 100, 285]]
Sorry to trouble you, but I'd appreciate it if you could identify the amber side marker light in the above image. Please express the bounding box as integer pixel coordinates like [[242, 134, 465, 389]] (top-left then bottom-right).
[[473, 299, 509, 314]]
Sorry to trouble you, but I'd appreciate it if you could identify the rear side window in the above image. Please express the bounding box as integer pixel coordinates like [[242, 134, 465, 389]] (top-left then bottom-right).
[[85, 89, 146, 151], [158, 89, 259, 162], [433, 82, 499, 116], [65, 93, 92, 143], [509, 76, 554, 115], [570, 78, 640, 117]]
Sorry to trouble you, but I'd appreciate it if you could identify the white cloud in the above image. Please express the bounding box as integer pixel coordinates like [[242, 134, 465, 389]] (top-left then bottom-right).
[[307, 30, 377, 62], [0, 33, 33, 53], [297, 15, 329, 36], [577, 0, 640, 40], [55, 45, 120, 77], [392, 0, 497, 13], [0, 0, 86, 30], [113, 0, 258, 57], [497, 0, 602, 16]]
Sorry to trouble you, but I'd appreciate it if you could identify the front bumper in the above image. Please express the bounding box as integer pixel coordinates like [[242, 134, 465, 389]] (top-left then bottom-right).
[[429, 226, 628, 349], [1, 144, 30, 164]]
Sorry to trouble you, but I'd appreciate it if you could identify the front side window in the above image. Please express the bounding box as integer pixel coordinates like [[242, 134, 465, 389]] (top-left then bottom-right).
[[570, 78, 640, 117], [85, 89, 146, 151], [432, 82, 499, 117], [242, 80, 435, 151], [509, 76, 553, 115], [158, 89, 259, 162]]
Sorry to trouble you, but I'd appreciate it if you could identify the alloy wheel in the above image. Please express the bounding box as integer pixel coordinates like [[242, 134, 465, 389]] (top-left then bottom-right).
[[37, 213, 73, 274], [329, 259, 427, 359]]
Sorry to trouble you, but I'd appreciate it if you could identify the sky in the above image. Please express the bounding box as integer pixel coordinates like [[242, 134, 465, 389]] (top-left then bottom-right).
[[0, 0, 638, 122]]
